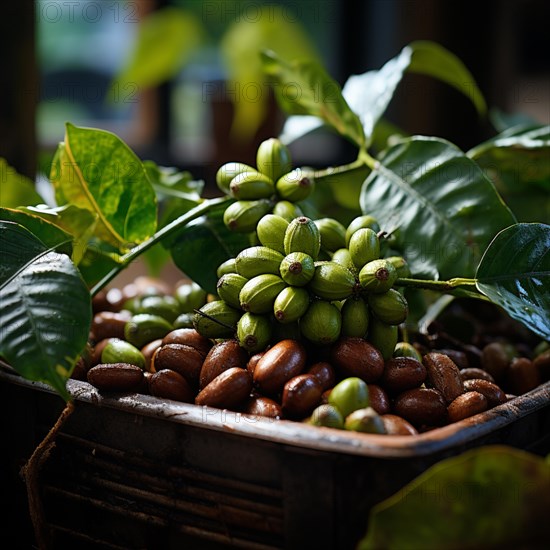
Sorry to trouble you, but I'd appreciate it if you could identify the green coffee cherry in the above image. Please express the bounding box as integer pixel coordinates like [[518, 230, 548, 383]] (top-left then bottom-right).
[[235, 246, 284, 278], [393, 342, 422, 362], [137, 295, 180, 323], [345, 215, 381, 247], [331, 248, 355, 271], [386, 256, 411, 278], [124, 314, 173, 349], [314, 218, 347, 252], [340, 297, 369, 338], [345, 407, 386, 434], [368, 317, 398, 361], [239, 274, 286, 314], [216, 258, 237, 278], [328, 377, 369, 418], [359, 259, 398, 294], [229, 171, 275, 200], [216, 273, 249, 309], [284, 216, 321, 259], [175, 281, 208, 313], [273, 286, 310, 324], [275, 168, 314, 202], [223, 199, 272, 233], [101, 338, 146, 369], [308, 261, 357, 301], [173, 312, 195, 329], [300, 300, 342, 345], [256, 214, 289, 254], [237, 312, 272, 354], [308, 404, 344, 429], [272, 200, 303, 222], [368, 289, 408, 325], [193, 300, 241, 339], [349, 228, 380, 270], [279, 252, 315, 286], [216, 162, 256, 194], [256, 138, 292, 182]]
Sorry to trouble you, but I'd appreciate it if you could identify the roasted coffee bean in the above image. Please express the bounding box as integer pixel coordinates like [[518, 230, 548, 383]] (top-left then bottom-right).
[[282, 374, 322, 419], [381, 414, 418, 436], [71, 355, 90, 381], [152, 344, 204, 386], [381, 357, 426, 394], [254, 339, 307, 395], [393, 388, 447, 428], [423, 352, 464, 404], [162, 328, 213, 358], [195, 367, 252, 410], [534, 350, 550, 383], [481, 342, 513, 381], [367, 384, 391, 415], [506, 357, 540, 395], [307, 362, 336, 391], [148, 369, 194, 402], [87, 363, 144, 392], [463, 379, 506, 407], [200, 339, 248, 389], [433, 348, 469, 370], [243, 396, 282, 418], [141, 339, 163, 372], [447, 391, 488, 423], [330, 337, 384, 383], [91, 310, 132, 341], [459, 368, 495, 383]]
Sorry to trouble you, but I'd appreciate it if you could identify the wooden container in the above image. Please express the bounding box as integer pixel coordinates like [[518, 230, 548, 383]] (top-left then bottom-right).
[[1, 367, 549, 549]]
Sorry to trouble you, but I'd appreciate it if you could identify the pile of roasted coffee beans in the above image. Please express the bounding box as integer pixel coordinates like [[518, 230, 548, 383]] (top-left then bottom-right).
[[78, 277, 549, 436]]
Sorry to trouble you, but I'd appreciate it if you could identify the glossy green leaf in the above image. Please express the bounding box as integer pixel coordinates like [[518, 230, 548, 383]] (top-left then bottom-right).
[[144, 160, 203, 202], [114, 7, 204, 89], [360, 136, 516, 279], [262, 50, 365, 148], [476, 223, 550, 340], [469, 125, 550, 188], [359, 446, 550, 550], [406, 40, 486, 115], [221, 6, 320, 141], [281, 40, 486, 147], [468, 125, 550, 222], [21, 204, 97, 265], [314, 162, 371, 211], [51, 123, 157, 249], [0, 158, 43, 207], [0, 221, 92, 400], [143, 160, 203, 227], [0, 207, 73, 258], [77, 244, 122, 289], [169, 204, 250, 294]]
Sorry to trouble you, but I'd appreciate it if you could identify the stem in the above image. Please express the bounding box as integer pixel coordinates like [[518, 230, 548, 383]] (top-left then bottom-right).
[[313, 157, 367, 179], [91, 196, 231, 296], [358, 148, 377, 170], [395, 277, 478, 292]]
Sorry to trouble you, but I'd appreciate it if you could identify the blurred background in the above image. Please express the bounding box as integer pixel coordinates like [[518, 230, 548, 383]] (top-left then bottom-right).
[[2, 0, 549, 196]]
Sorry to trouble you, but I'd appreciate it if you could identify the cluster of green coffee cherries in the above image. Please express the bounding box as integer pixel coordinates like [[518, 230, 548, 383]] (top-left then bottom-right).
[[217, 138, 314, 232], [195, 209, 411, 358]]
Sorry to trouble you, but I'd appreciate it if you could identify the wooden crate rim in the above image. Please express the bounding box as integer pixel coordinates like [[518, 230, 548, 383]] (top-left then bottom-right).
[[1, 366, 549, 458]]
